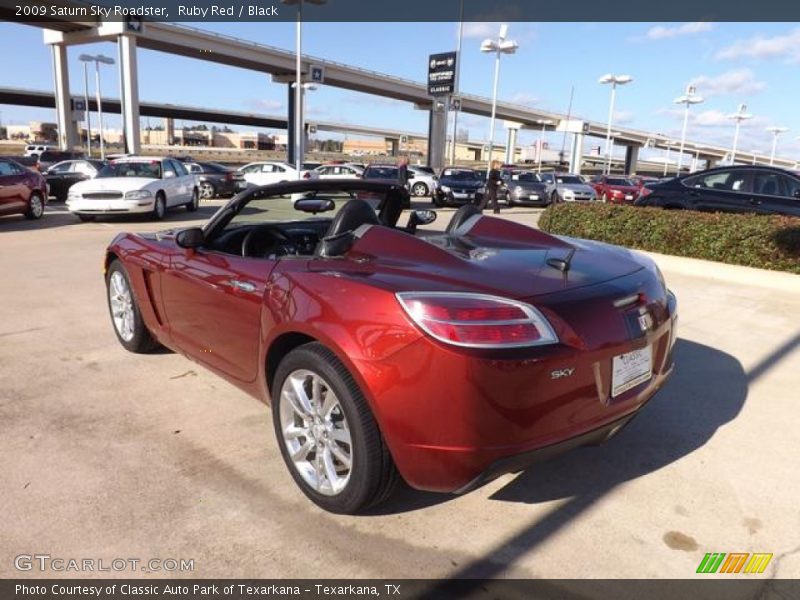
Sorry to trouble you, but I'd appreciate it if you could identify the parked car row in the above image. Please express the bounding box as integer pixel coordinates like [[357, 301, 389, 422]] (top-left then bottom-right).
[[637, 165, 800, 217], [0, 158, 48, 220], [6, 152, 798, 222]]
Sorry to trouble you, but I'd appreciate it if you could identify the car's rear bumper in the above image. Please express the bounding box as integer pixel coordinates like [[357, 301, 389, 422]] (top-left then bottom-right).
[[354, 279, 677, 493], [453, 395, 654, 494], [67, 198, 154, 214]]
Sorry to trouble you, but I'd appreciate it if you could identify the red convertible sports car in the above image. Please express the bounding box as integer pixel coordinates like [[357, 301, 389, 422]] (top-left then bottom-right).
[[104, 179, 677, 514]]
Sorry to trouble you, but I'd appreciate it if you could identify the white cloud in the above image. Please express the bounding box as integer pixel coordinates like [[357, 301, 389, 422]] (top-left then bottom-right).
[[508, 92, 537, 106], [687, 68, 767, 97], [462, 22, 535, 43], [462, 22, 498, 39], [645, 22, 714, 41], [344, 94, 407, 108], [244, 99, 282, 112], [613, 110, 635, 124], [716, 28, 800, 62], [658, 107, 769, 129]]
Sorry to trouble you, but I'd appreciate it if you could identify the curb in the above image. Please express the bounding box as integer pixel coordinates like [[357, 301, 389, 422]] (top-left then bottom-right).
[[641, 250, 800, 294]]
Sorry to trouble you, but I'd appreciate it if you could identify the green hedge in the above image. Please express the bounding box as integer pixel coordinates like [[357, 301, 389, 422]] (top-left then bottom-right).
[[538, 203, 800, 274]]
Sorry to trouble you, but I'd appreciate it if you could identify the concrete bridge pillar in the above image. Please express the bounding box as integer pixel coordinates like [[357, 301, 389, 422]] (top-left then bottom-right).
[[426, 100, 448, 171], [624, 144, 640, 175], [504, 121, 521, 164], [569, 132, 585, 174], [118, 35, 140, 154], [50, 44, 79, 151]]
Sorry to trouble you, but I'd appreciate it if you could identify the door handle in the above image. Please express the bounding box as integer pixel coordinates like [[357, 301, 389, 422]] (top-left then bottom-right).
[[229, 280, 257, 293]]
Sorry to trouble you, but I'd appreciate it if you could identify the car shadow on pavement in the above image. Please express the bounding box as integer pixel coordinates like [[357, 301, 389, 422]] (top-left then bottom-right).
[[368, 338, 748, 520], [0, 207, 79, 231], [431, 337, 754, 580]]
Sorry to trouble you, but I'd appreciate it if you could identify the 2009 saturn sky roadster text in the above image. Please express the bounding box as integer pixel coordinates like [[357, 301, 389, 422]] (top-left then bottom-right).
[[104, 179, 677, 514]]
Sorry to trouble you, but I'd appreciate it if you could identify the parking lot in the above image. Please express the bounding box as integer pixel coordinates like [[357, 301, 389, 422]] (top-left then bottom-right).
[[1, 201, 799, 581]]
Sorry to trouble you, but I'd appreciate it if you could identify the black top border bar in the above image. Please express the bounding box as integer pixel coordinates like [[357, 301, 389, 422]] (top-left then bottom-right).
[[2, 0, 800, 22]]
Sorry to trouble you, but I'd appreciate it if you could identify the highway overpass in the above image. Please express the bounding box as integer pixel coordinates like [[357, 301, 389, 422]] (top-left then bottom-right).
[[4, 8, 795, 171]]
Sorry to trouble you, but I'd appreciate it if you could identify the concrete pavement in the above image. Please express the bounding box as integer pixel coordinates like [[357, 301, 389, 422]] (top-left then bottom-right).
[[1, 201, 798, 582]]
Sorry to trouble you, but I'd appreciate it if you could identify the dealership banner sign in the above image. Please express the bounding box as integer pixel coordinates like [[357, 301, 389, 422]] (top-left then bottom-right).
[[427, 52, 457, 96]]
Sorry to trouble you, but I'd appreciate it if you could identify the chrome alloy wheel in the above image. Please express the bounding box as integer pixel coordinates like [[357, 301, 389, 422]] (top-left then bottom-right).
[[108, 271, 135, 342], [279, 369, 353, 496], [199, 182, 214, 199], [30, 194, 44, 218]]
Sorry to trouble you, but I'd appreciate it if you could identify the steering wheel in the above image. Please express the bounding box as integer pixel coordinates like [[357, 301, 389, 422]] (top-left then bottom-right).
[[241, 225, 295, 258]]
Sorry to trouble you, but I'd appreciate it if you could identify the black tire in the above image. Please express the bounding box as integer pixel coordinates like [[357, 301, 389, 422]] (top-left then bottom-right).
[[432, 194, 443, 208], [186, 188, 200, 212], [551, 191, 560, 204], [105, 260, 160, 354], [77, 214, 95, 222], [24, 192, 44, 220], [152, 193, 166, 221], [272, 342, 399, 514]]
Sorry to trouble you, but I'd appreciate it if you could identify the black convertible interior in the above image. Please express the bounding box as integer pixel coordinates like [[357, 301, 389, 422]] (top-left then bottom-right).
[[198, 181, 478, 260]]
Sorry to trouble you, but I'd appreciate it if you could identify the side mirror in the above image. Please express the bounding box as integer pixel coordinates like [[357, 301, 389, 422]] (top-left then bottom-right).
[[294, 197, 335, 214], [412, 210, 437, 225], [406, 209, 437, 233], [163, 171, 176, 179], [794, 190, 800, 199], [175, 227, 204, 249]]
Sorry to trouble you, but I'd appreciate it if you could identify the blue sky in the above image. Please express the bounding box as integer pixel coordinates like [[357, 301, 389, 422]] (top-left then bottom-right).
[[2, 21, 800, 158]]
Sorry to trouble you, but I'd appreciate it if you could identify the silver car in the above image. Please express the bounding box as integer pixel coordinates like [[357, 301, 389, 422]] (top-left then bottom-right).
[[407, 165, 439, 197], [539, 172, 597, 202]]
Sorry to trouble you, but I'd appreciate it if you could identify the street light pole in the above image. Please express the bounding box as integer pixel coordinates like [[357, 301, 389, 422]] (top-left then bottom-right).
[[82, 61, 92, 157], [480, 25, 517, 174], [767, 126, 788, 166], [674, 85, 703, 175], [449, 0, 464, 166], [728, 104, 752, 165], [598, 74, 633, 175], [80, 54, 115, 161], [94, 60, 105, 160], [604, 84, 616, 174], [282, 0, 326, 177], [536, 119, 554, 173]]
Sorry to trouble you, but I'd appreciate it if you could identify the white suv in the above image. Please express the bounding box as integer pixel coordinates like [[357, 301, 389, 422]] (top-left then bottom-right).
[[25, 144, 51, 158]]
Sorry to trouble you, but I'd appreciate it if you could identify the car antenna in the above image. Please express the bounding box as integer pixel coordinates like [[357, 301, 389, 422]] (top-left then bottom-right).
[[546, 246, 576, 273]]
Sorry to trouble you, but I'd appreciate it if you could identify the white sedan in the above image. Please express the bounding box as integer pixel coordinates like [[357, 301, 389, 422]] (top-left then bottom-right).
[[314, 163, 364, 179], [238, 161, 319, 187], [67, 157, 199, 222]]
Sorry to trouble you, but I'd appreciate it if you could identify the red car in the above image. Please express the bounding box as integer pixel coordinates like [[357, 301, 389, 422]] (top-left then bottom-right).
[[0, 158, 48, 220], [591, 175, 641, 204], [104, 179, 677, 514]]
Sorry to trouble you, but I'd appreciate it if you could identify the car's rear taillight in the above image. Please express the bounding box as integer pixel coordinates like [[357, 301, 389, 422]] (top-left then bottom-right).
[[225, 172, 234, 181], [396, 292, 558, 348], [640, 187, 653, 198], [302, 171, 312, 179]]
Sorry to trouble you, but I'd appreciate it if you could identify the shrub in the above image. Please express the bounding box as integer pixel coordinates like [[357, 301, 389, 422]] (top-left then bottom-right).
[[538, 203, 800, 274]]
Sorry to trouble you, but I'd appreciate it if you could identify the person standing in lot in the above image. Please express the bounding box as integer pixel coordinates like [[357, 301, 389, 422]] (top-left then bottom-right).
[[397, 156, 410, 190], [479, 160, 502, 214]]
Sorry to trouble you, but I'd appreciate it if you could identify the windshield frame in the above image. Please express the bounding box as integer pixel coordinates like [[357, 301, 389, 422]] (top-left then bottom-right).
[[97, 160, 163, 180]]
